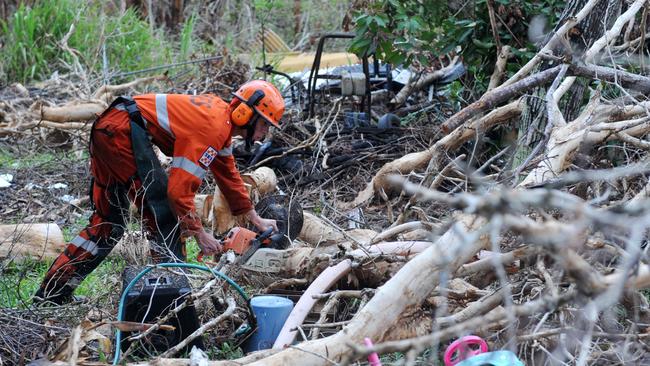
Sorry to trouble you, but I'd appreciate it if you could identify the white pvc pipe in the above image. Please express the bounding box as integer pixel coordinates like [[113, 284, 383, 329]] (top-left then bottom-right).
[[272, 241, 432, 349]]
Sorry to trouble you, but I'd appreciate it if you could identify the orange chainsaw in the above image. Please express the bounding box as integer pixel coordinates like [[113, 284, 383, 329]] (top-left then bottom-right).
[[197, 227, 283, 265], [197, 195, 303, 268]]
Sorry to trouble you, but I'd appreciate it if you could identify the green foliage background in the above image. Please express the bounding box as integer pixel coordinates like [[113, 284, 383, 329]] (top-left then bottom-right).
[[0, 0, 180, 83], [349, 0, 568, 95], [0, 0, 354, 85]]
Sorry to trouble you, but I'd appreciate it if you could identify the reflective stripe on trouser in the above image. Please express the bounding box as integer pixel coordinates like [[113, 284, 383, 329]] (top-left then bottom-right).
[[36, 185, 127, 302], [36, 110, 184, 303]]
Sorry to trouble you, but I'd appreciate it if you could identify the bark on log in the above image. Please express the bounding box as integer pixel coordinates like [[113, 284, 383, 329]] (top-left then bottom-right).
[[440, 66, 562, 133], [298, 212, 378, 246], [299, 212, 345, 245], [39, 103, 106, 122], [0, 223, 65, 260]]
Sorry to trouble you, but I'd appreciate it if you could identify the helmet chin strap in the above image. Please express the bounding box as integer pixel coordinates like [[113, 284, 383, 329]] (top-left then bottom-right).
[[244, 115, 259, 151]]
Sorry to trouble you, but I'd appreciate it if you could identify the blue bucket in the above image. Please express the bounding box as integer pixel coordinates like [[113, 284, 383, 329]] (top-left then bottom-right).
[[456, 351, 525, 366], [244, 295, 294, 352]]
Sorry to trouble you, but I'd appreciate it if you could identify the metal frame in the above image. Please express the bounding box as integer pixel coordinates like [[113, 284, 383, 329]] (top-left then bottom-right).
[[306, 33, 372, 118]]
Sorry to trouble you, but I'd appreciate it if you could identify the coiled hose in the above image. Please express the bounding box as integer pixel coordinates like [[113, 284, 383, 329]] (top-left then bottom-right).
[[112, 263, 251, 365]]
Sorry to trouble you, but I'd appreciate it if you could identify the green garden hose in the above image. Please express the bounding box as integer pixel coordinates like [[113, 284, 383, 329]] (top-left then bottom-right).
[[112, 263, 251, 365]]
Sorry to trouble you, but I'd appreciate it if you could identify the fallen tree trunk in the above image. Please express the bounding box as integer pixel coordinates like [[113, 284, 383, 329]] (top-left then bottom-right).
[[38, 102, 106, 122], [0, 223, 65, 260]]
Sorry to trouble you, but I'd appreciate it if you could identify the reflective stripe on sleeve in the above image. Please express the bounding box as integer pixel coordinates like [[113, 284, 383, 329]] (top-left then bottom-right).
[[155, 94, 173, 137], [171, 157, 206, 180], [71, 235, 99, 256]]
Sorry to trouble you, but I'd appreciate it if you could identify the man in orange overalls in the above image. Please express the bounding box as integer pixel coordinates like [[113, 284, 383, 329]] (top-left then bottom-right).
[[35, 80, 284, 304]]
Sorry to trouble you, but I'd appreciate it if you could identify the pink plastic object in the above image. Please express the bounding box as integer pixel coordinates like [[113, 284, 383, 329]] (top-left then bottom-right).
[[444, 335, 488, 366], [365, 337, 382, 366]]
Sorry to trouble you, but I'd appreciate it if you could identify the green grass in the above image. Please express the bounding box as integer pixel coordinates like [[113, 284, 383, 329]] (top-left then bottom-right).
[[0, 255, 125, 308], [0, 0, 177, 83], [0, 0, 78, 82], [0, 150, 87, 170], [185, 237, 202, 264]]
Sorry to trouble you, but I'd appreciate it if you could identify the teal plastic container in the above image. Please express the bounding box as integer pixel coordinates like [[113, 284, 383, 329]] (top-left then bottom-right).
[[456, 351, 525, 366], [244, 295, 294, 352]]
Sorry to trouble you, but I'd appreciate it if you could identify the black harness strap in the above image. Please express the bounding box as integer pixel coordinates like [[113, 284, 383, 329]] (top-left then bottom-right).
[[96, 97, 184, 261]]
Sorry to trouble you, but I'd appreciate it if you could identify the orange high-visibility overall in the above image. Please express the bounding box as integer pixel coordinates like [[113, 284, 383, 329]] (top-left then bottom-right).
[[37, 94, 253, 303]]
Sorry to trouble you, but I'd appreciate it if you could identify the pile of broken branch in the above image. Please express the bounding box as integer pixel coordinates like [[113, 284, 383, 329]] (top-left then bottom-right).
[[4, 1, 650, 364]]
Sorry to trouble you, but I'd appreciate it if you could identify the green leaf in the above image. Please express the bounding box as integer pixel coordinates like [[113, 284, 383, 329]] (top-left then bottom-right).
[[374, 15, 388, 27], [472, 38, 494, 49]]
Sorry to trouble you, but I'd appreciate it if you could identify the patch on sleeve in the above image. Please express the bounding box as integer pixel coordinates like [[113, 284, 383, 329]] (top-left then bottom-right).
[[199, 146, 218, 167]]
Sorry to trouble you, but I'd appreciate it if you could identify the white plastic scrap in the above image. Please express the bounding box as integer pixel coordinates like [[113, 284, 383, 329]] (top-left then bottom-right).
[[48, 183, 69, 190], [60, 194, 75, 203], [189, 346, 209, 366], [0, 174, 13, 188]]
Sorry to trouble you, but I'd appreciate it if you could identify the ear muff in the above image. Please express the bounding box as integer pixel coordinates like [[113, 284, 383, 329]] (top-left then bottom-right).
[[231, 102, 254, 126], [231, 90, 266, 126]]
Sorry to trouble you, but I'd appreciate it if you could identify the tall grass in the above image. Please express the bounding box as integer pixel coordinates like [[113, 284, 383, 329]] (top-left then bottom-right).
[[179, 13, 197, 61], [0, 0, 176, 84], [1, 0, 79, 82]]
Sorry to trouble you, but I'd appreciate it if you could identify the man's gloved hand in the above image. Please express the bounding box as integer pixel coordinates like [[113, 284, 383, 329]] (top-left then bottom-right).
[[246, 209, 278, 233], [196, 230, 223, 256]]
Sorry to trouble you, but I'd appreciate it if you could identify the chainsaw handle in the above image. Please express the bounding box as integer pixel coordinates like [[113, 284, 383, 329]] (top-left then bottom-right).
[[257, 227, 274, 241]]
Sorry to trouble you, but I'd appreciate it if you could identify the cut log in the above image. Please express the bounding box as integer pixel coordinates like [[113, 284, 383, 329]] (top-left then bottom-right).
[[298, 212, 377, 246], [194, 194, 214, 227], [39, 103, 106, 122], [273, 240, 434, 349], [299, 212, 343, 245], [247, 215, 486, 365], [212, 185, 238, 235], [211, 167, 278, 234], [0, 223, 65, 260], [241, 167, 278, 197]]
